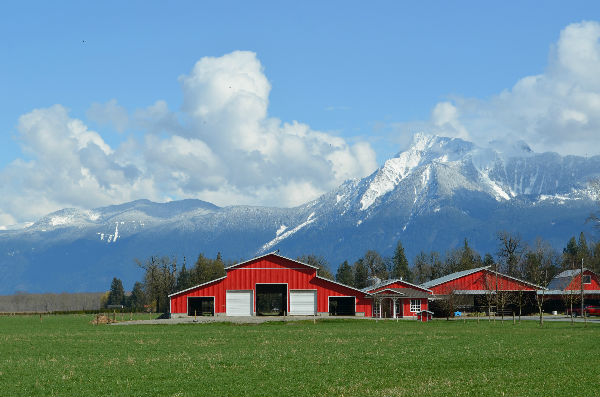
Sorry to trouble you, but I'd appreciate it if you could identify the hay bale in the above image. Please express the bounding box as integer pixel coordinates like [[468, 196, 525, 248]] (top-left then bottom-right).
[[90, 314, 114, 325]]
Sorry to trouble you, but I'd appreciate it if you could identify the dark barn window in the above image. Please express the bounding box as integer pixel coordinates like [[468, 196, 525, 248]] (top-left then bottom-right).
[[329, 297, 355, 316], [188, 297, 214, 316], [256, 284, 287, 316]]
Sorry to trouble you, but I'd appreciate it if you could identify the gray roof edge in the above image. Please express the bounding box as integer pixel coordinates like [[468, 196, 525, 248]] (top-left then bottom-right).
[[315, 275, 372, 295], [365, 278, 432, 293], [168, 275, 227, 297], [224, 252, 319, 270], [420, 266, 490, 288]]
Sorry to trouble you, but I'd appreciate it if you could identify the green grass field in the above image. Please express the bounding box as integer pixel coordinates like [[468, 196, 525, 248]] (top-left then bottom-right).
[[0, 315, 598, 396]]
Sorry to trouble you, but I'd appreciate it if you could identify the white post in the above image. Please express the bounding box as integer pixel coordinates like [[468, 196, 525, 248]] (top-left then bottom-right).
[[392, 298, 397, 319]]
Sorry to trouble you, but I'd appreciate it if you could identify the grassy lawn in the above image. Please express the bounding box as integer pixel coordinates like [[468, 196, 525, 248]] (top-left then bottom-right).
[[0, 315, 598, 396]]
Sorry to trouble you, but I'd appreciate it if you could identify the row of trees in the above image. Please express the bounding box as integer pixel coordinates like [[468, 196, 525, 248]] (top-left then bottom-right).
[[333, 231, 600, 290], [106, 253, 231, 312]]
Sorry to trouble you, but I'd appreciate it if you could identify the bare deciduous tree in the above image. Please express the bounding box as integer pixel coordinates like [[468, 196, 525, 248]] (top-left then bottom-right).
[[497, 231, 525, 277]]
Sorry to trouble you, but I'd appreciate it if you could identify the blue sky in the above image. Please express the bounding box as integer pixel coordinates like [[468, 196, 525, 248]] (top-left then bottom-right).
[[1, 1, 599, 226]]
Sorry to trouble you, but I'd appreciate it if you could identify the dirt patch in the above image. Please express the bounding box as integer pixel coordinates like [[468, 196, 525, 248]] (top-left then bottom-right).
[[91, 314, 115, 325]]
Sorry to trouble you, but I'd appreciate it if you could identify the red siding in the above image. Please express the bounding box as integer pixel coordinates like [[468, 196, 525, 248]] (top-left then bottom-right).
[[170, 254, 372, 316], [429, 270, 537, 295], [565, 270, 600, 291]]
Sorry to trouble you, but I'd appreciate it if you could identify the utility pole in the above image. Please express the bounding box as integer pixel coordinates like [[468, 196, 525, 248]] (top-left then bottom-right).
[[580, 258, 585, 319]]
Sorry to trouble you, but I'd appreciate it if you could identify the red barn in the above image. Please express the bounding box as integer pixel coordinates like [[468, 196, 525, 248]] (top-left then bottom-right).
[[169, 253, 373, 317], [420, 266, 541, 313], [364, 279, 432, 318], [421, 266, 540, 295]]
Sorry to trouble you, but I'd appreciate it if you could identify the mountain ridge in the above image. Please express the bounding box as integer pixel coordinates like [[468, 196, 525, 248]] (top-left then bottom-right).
[[1, 134, 598, 294]]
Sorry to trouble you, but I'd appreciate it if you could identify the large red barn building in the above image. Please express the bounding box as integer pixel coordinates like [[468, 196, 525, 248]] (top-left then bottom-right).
[[169, 253, 430, 318]]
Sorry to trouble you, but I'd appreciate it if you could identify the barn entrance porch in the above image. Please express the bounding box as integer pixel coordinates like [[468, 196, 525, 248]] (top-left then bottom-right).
[[373, 296, 403, 318], [371, 288, 430, 318], [256, 284, 287, 316]]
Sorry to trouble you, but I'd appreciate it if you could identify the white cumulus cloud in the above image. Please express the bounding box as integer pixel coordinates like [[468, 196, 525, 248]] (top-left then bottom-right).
[[0, 51, 378, 225], [399, 21, 600, 157]]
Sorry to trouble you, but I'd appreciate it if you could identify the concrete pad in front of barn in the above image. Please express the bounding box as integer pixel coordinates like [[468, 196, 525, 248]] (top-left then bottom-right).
[[111, 315, 365, 325]]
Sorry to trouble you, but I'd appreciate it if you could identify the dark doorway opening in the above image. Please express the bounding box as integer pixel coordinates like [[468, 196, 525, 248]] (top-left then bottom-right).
[[329, 297, 355, 316], [188, 297, 214, 316], [256, 284, 287, 316]]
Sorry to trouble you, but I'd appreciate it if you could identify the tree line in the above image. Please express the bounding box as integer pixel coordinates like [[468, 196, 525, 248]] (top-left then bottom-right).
[[0, 292, 104, 313], [109, 230, 600, 314]]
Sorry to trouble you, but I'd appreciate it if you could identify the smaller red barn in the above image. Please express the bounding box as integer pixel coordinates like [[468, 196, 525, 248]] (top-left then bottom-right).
[[363, 279, 432, 318], [420, 266, 541, 313], [544, 268, 600, 299]]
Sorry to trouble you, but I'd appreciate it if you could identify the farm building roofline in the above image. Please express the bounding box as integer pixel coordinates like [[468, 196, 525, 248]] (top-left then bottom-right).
[[363, 278, 432, 293], [167, 276, 227, 297], [314, 275, 372, 295], [224, 252, 319, 271], [420, 266, 490, 288], [420, 266, 545, 290]]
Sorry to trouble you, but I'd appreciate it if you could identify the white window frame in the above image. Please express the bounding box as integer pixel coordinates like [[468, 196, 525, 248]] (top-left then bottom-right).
[[395, 300, 401, 316], [583, 275, 592, 285], [410, 299, 421, 313]]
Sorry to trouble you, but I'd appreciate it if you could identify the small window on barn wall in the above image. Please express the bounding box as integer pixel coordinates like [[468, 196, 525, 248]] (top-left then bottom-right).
[[410, 299, 421, 313], [583, 275, 591, 284]]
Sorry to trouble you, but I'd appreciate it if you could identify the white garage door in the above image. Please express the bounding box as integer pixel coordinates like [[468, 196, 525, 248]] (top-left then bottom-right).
[[226, 291, 253, 316], [289, 290, 316, 315]]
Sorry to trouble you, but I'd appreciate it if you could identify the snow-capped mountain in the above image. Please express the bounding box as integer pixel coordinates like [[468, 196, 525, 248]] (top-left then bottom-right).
[[1, 135, 598, 294]]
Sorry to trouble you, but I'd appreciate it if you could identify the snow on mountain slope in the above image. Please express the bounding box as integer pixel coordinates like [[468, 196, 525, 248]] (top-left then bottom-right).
[[358, 134, 600, 214], [258, 212, 316, 254]]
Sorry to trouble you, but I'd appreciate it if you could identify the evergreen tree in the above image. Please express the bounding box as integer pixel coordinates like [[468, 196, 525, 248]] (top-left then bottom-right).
[[353, 258, 369, 289], [175, 260, 191, 291], [459, 238, 481, 270], [129, 281, 146, 310], [335, 260, 354, 286], [483, 253, 495, 267], [391, 241, 412, 282], [107, 277, 125, 307], [577, 232, 591, 266], [429, 251, 444, 280], [562, 236, 578, 269], [191, 253, 226, 285]]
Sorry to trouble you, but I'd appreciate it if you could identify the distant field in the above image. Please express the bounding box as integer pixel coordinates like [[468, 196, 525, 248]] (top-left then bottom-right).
[[0, 315, 598, 397]]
